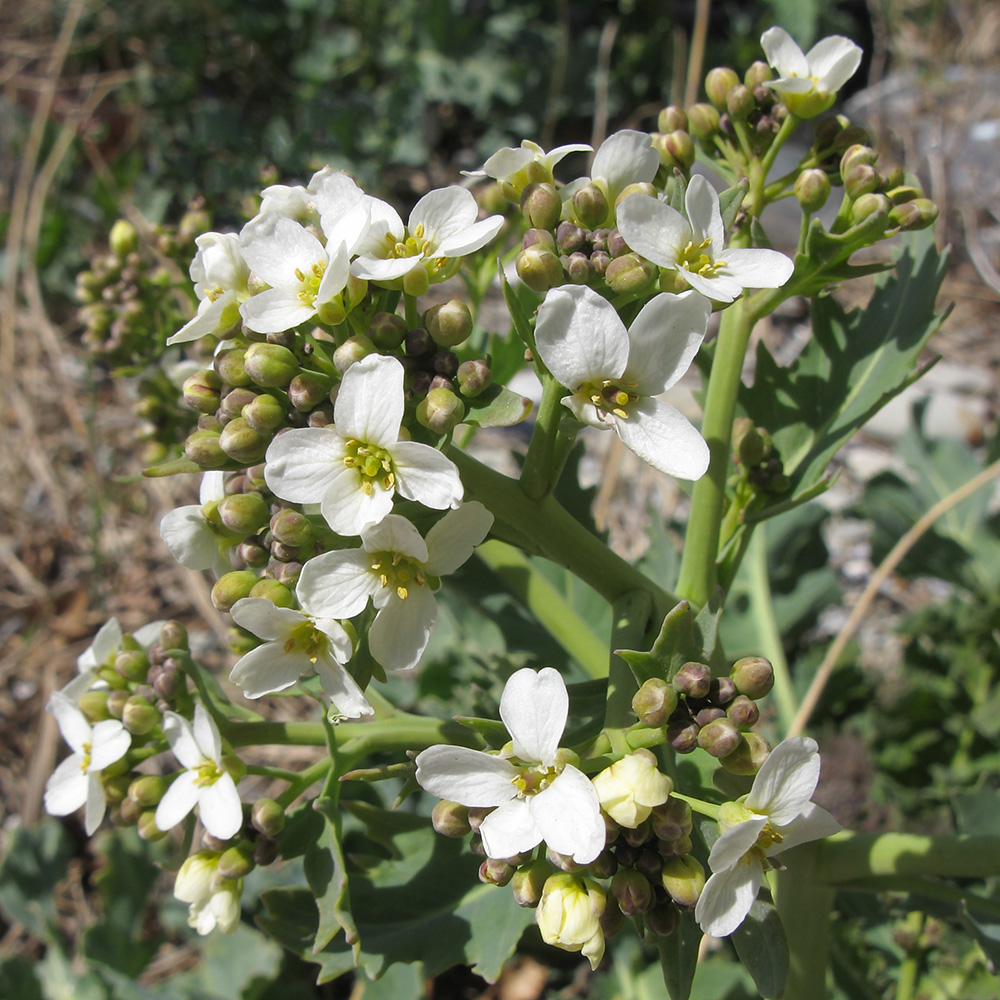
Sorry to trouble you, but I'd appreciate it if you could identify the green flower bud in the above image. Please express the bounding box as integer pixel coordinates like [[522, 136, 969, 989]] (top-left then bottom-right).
[[118, 795, 142, 825], [216, 492, 269, 535], [416, 387, 466, 434], [521, 182, 562, 230], [840, 144, 878, 180], [214, 348, 251, 388], [219, 417, 268, 464], [78, 690, 111, 723], [218, 841, 256, 880], [333, 335, 374, 374], [658, 105, 688, 133], [211, 570, 259, 612], [705, 67, 740, 109], [672, 661, 711, 699], [886, 184, 922, 205], [604, 253, 657, 294], [123, 695, 160, 736], [889, 198, 938, 231], [720, 731, 771, 775], [159, 621, 188, 652], [456, 359, 492, 398], [248, 578, 295, 607], [114, 650, 149, 683], [369, 312, 407, 351], [587, 849, 619, 880], [744, 60, 773, 88], [479, 857, 515, 887], [516, 244, 564, 291], [109, 219, 139, 260], [737, 424, 766, 466], [663, 130, 696, 171], [268, 508, 311, 548], [403, 265, 430, 298], [430, 799, 471, 838], [730, 656, 774, 699], [137, 810, 167, 842], [632, 677, 678, 727], [611, 868, 654, 915], [511, 860, 551, 908], [660, 855, 705, 907], [129, 774, 167, 808], [614, 181, 657, 209], [572, 182, 610, 229], [102, 774, 132, 806], [844, 162, 879, 200], [795, 168, 831, 212], [287, 373, 328, 412], [183, 370, 223, 414], [244, 343, 299, 388], [697, 717, 741, 758], [426, 300, 474, 348], [726, 83, 755, 120], [106, 689, 129, 720], [184, 428, 227, 469], [238, 393, 282, 434], [688, 102, 721, 140], [644, 900, 680, 937], [726, 694, 760, 730]]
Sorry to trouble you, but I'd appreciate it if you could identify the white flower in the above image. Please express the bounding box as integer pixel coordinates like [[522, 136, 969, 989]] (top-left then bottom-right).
[[534, 284, 711, 481], [228, 597, 372, 718], [174, 851, 242, 935], [559, 130, 660, 218], [62, 617, 165, 702], [159, 472, 234, 579], [469, 139, 592, 196], [167, 233, 250, 346], [258, 166, 364, 223], [694, 736, 842, 938], [263, 354, 463, 536], [415, 667, 605, 864], [155, 703, 243, 841], [297, 502, 493, 672], [44, 693, 131, 835], [760, 27, 863, 119], [616, 175, 795, 303], [351, 186, 503, 285], [536, 873, 606, 969]]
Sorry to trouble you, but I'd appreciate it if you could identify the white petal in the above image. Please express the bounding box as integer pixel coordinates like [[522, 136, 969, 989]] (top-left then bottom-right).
[[543, 143, 593, 169], [685, 175, 725, 249], [199, 471, 226, 505], [229, 642, 310, 698], [482, 146, 533, 180], [167, 294, 231, 346], [240, 217, 324, 287], [361, 515, 429, 563], [391, 442, 464, 511], [45, 759, 88, 816], [193, 703, 222, 764], [49, 694, 91, 755], [319, 461, 394, 536], [615, 194, 690, 269], [623, 291, 710, 395], [479, 799, 542, 859], [264, 428, 345, 504], [197, 774, 243, 840], [240, 288, 315, 334], [766, 76, 815, 95], [592, 130, 659, 198], [410, 187, 477, 243], [89, 720, 131, 771], [315, 243, 350, 304], [316, 657, 374, 718], [760, 27, 808, 78], [314, 618, 354, 663], [746, 736, 820, 826], [368, 588, 437, 671], [78, 618, 122, 672], [695, 861, 763, 937], [162, 712, 204, 770], [530, 765, 605, 863], [415, 745, 519, 806], [335, 354, 404, 447], [614, 398, 710, 480], [230, 598, 306, 642], [708, 816, 768, 871], [159, 506, 223, 573], [719, 248, 795, 290], [84, 774, 108, 835], [435, 215, 504, 258], [423, 502, 493, 576], [535, 285, 629, 388], [155, 770, 201, 831], [806, 35, 863, 91], [350, 254, 421, 282], [769, 802, 841, 855], [500, 667, 568, 764], [678, 266, 744, 303], [297, 550, 378, 620]]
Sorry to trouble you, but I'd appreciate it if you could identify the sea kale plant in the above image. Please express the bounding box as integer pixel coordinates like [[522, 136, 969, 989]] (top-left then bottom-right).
[[47, 25, 1000, 999]]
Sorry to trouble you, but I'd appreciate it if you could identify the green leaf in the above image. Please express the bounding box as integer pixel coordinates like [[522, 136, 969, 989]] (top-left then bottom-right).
[[499, 260, 537, 352], [959, 895, 1000, 972], [731, 897, 789, 998], [351, 961, 425, 1000], [719, 180, 749, 232], [461, 382, 532, 428], [761, 0, 819, 46], [142, 457, 204, 477], [953, 789, 1000, 836], [306, 793, 359, 955], [0, 820, 73, 939], [0, 957, 43, 1000], [656, 910, 703, 1000]]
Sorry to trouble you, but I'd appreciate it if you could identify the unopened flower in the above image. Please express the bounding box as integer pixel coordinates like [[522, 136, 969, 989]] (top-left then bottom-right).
[[592, 749, 673, 828], [62, 617, 165, 702], [760, 27, 863, 119], [415, 667, 605, 863], [159, 472, 235, 579], [264, 354, 463, 536], [470, 140, 593, 199], [534, 284, 711, 480], [694, 736, 841, 937], [258, 166, 364, 224], [536, 873, 606, 969], [155, 704, 243, 841], [174, 851, 242, 935], [298, 502, 492, 672], [616, 175, 795, 302], [44, 693, 131, 835], [561, 130, 660, 211]]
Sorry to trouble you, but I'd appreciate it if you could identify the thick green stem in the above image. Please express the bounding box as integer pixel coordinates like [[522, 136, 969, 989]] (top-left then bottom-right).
[[675, 301, 755, 607], [604, 589, 654, 730], [520, 371, 566, 500]]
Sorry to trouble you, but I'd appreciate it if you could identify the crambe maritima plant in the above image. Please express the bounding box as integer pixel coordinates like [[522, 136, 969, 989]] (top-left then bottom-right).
[[50, 19, 1000, 1000]]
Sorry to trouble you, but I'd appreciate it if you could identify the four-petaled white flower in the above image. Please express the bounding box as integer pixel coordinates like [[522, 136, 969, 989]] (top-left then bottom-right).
[[617, 175, 795, 303], [229, 596, 372, 718], [297, 502, 493, 672], [534, 284, 711, 481], [44, 693, 131, 835], [258, 166, 364, 224], [416, 667, 605, 864], [760, 27, 863, 119], [159, 472, 234, 579], [174, 851, 242, 935], [469, 139, 593, 197], [264, 354, 464, 536], [351, 186, 503, 285], [559, 130, 660, 216], [155, 703, 243, 841], [168, 233, 250, 345], [61, 617, 165, 703], [694, 736, 841, 938]]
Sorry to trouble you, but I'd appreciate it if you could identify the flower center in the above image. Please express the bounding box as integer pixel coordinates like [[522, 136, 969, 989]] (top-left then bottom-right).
[[195, 760, 224, 787], [370, 551, 427, 600], [579, 379, 639, 420], [284, 620, 328, 663], [81, 741, 93, 773], [512, 763, 561, 797], [205, 285, 226, 302], [294, 260, 327, 306], [385, 223, 432, 259], [679, 237, 727, 277], [342, 439, 395, 496]]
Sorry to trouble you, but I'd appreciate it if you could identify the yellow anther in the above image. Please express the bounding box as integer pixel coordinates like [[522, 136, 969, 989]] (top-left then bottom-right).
[[397, 586, 408, 600], [414, 223, 425, 239], [294, 267, 306, 281]]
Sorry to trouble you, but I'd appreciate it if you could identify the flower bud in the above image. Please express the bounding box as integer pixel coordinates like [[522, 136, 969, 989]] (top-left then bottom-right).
[[129, 775, 167, 808], [537, 874, 607, 969], [632, 677, 678, 727], [248, 578, 294, 608], [106, 689, 129, 719], [621, 818, 652, 848], [183, 370, 223, 414], [211, 570, 259, 612], [697, 717, 741, 758], [115, 650, 149, 683], [572, 183, 610, 229], [109, 219, 140, 260], [416, 387, 466, 434], [706, 67, 740, 109], [137, 810, 166, 842], [611, 868, 654, 915], [456, 359, 492, 398], [333, 335, 374, 374], [650, 797, 692, 841], [123, 695, 160, 735], [660, 855, 705, 907], [654, 130, 696, 171], [269, 508, 312, 548], [119, 795, 142, 825], [795, 168, 831, 212], [467, 806, 491, 833], [614, 182, 657, 209], [635, 847, 664, 880], [556, 221, 587, 254], [687, 102, 721, 140], [726, 694, 760, 730], [511, 860, 550, 907], [479, 857, 515, 887], [402, 264, 430, 298], [431, 799, 471, 838], [522, 228, 557, 252], [516, 244, 564, 292], [217, 492, 269, 535], [244, 343, 298, 388], [592, 750, 673, 828], [889, 198, 938, 231], [184, 428, 226, 469], [645, 900, 680, 937], [546, 848, 583, 873], [695, 706, 725, 727], [840, 144, 878, 180], [726, 84, 755, 120], [563, 252, 593, 284], [364, 313, 403, 352], [587, 849, 618, 880], [844, 162, 879, 200], [239, 393, 283, 433], [730, 656, 774, 699], [426, 298, 474, 348], [218, 841, 256, 880], [288, 373, 329, 412], [521, 182, 562, 230], [744, 60, 773, 88], [672, 661, 711, 699], [219, 418, 268, 464], [708, 676, 736, 706], [720, 731, 771, 775], [78, 690, 112, 722], [666, 718, 699, 754], [658, 105, 688, 133], [214, 348, 251, 388], [604, 253, 657, 295]]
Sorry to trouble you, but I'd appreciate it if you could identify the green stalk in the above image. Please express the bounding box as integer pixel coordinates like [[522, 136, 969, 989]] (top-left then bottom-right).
[[772, 856, 835, 1000], [519, 371, 565, 500], [675, 300, 755, 607], [604, 589, 654, 731], [275, 757, 333, 808]]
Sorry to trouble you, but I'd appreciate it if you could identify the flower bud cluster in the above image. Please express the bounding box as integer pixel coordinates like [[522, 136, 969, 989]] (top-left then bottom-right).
[[731, 417, 791, 496], [835, 143, 937, 232], [699, 62, 788, 158]]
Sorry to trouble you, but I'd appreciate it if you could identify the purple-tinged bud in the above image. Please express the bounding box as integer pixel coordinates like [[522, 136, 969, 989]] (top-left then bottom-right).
[[632, 677, 679, 727], [603, 811, 621, 847], [402, 264, 430, 298], [249, 578, 295, 607], [433, 350, 460, 378], [622, 818, 652, 848], [183, 370, 223, 414], [844, 163, 879, 200], [78, 690, 111, 723], [614, 842, 637, 868], [219, 417, 268, 464], [307, 407, 334, 427], [333, 335, 375, 374], [521, 182, 562, 230], [123, 695, 159, 736], [431, 800, 471, 837], [242, 392, 285, 433], [118, 796, 141, 825], [211, 570, 259, 612], [103, 774, 132, 806], [601, 897, 626, 938], [137, 811, 166, 842], [405, 326, 433, 357], [547, 848, 583, 872], [889, 198, 938, 231], [185, 428, 226, 469], [520, 229, 555, 255], [635, 848, 664, 880], [706, 67, 740, 109], [416, 387, 466, 434], [590, 250, 610, 276], [369, 312, 407, 351], [605, 253, 657, 294], [661, 855, 705, 907], [720, 731, 771, 775], [745, 60, 773, 88], [479, 858, 515, 887], [456, 359, 492, 398], [511, 860, 550, 907], [708, 676, 736, 706], [645, 901, 680, 937], [727, 84, 755, 120], [564, 251, 593, 284], [152, 668, 180, 701], [687, 102, 721, 140], [667, 719, 699, 754], [254, 838, 278, 866], [288, 373, 329, 411], [274, 561, 301, 588], [218, 841, 255, 880], [428, 374, 454, 394], [572, 183, 610, 229], [270, 509, 312, 548], [650, 798, 692, 842], [695, 706, 725, 728], [555, 221, 587, 254], [795, 168, 832, 212], [730, 656, 774, 699], [697, 717, 741, 758], [840, 144, 878, 180], [238, 539, 269, 569], [588, 849, 619, 880], [606, 229, 629, 258], [220, 387, 257, 421], [672, 661, 712, 699], [658, 105, 688, 133], [202, 832, 233, 852], [726, 694, 760, 730], [106, 690, 129, 720], [129, 775, 167, 808], [611, 868, 654, 915], [516, 244, 564, 292], [214, 348, 251, 388], [467, 806, 491, 832], [251, 798, 286, 838], [660, 833, 693, 858], [218, 492, 269, 535]]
